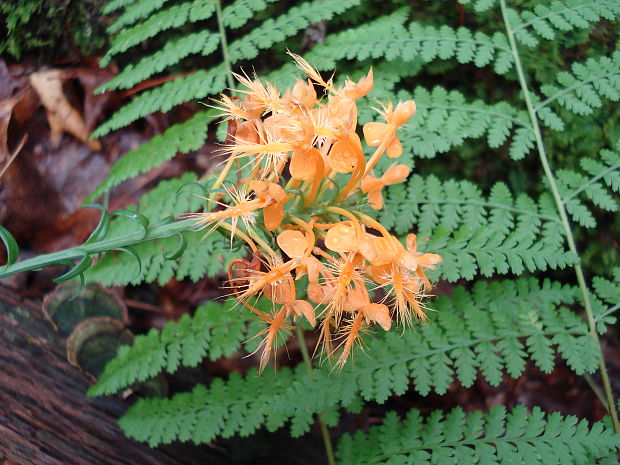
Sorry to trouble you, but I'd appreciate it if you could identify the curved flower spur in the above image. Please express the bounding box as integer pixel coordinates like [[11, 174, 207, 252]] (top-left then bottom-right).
[[192, 54, 442, 370]]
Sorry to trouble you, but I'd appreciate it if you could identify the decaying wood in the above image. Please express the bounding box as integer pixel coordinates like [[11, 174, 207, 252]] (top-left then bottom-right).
[[0, 284, 226, 465]]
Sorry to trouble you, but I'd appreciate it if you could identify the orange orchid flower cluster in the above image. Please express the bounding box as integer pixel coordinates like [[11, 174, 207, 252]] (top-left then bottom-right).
[[194, 54, 442, 370]]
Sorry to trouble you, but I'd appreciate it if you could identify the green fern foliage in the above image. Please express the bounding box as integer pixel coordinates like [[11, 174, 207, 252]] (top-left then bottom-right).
[[457, 0, 497, 13], [389, 87, 535, 161], [117, 279, 600, 445], [336, 405, 620, 465], [93, 0, 361, 137], [556, 140, 620, 228], [89, 300, 256, 396], [592, 267, 620, 333], [100, 0, 217, 65], [538, 52, 620, 117], [86, 111, 214, 202], [404, 24, 513, 74], [511, 0, 620, 47], [381, 175, 575, 281], [106, 0, 173, 34], [119, 367, 300, 447]]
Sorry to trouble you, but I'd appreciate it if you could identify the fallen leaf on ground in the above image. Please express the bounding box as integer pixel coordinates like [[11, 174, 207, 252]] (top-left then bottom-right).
[[29, 70, 101, 151]]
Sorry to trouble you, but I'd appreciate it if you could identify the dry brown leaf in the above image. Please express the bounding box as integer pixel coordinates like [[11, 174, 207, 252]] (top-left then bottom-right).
[[29, 70, 101, 151]]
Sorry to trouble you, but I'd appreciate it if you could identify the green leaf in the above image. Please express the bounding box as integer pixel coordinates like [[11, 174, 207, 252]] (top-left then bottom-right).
[[53, 254, 93, 283], [83, 204, 111, 244], [0, 225, 19, 267]]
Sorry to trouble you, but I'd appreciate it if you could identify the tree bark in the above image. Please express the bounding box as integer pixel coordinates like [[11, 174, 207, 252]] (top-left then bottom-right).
[[0, 284, 226, 465]]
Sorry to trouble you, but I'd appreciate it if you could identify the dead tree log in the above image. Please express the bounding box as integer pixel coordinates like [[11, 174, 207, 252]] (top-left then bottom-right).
[[0, 285, 226, 465]]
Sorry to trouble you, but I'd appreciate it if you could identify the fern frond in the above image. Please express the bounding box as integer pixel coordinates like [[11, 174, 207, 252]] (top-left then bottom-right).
[[95, 0, 361, 135], [592, 267, 620, 334], [457, 0, 497, 13], [302, 12, 513, 74], [222, 0, 279, 30], [294, 8, 410, 68], [101, 0, 217, 65], [226, 0, 361, 62], [511, 0, 620, 47], [102, 0, 138, 15], [93, 67, 227, 137], [87, 111, 214, 201], [538, 51, 620, 116], [336, 406, 620, 465], [380, 175, 574, 281], [107, 0, 172, 34], [118, 279, 601, 444], [405, 24, 513, 74], [381, 87, 534, 162], [102, 32, 221, 91], [89, 300, 255, 396], [557, 140, 620, 227], [119, 367, 298, 447]]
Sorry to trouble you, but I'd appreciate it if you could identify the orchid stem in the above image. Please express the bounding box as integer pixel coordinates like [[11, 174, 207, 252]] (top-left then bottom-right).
[[296, 325, 336, 465]]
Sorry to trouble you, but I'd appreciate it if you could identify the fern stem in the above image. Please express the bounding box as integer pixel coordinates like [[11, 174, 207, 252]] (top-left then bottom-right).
[[295, 325, 336, 465], [500, 0, 620, 433], [214, 0, 235, 91]]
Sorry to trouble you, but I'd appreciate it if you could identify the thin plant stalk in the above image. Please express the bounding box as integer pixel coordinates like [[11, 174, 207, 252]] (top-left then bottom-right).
[[214, 0, 235, 91], [500, 0, 620, 433], [296, 325, 336, 465]]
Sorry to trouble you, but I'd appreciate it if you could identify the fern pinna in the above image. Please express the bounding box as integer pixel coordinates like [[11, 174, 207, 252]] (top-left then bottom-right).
[[1, 0, 620, 464]]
